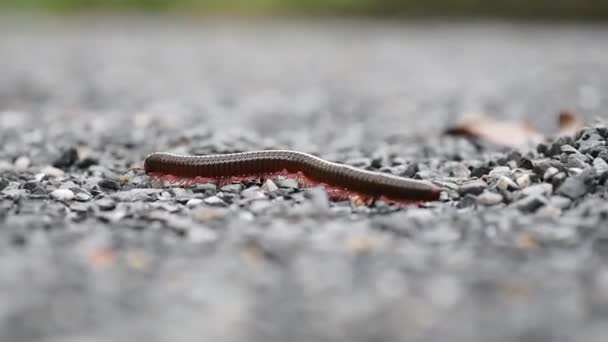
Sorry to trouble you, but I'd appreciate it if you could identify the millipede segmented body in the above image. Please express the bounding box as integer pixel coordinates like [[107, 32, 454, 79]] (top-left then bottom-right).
[[144, 150, 441, 202]]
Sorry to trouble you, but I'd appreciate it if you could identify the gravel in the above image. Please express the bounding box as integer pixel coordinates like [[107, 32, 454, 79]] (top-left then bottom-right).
[[2, 17, 608, 342]]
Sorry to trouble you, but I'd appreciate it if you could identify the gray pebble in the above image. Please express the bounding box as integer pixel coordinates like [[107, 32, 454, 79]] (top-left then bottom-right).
[[0, 178, 8, 191], [548, 196, 572, 209], [261, 179, 279, 193], [203, 195, 227, 207], [514, 195, 547, 212], [560, 144, 579, 154], [14, 156, 30, 170], [52, 147, 79, 168], [39, 166, 65, 178], [241, 186, 267, 200], [96, 198, 116, 211], [566, 154, 589, 169], [522, 183, 553, 197], [276, 178, 300, 189], [544, 167, 560, 181], [578, 138, 605, 154], [593, 158, 608, 175], [458, 180, 487, 196], [496, 176, 518, 191], [488, 166, 511, 178], [220, 184, 244, 193], [557, 169, 596, 199], [98, 179, 121, 191], [186, 198, 204, 207], [442, 161, 471, 179], [50, 189, 75, 201], [476, 191, 503, 206], [192, 183, 217, 195]]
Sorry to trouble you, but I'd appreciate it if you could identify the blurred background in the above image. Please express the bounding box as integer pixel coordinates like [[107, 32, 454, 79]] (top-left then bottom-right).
[[2, 0, 608, 19]]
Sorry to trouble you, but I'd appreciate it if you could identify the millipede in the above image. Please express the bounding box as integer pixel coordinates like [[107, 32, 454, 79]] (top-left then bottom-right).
[[144, 150, 441, 205]]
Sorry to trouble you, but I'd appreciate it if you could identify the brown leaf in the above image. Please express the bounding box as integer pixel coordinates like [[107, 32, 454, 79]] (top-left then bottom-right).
[[557, 110, 583, 137], [445, 114, 543, 148]]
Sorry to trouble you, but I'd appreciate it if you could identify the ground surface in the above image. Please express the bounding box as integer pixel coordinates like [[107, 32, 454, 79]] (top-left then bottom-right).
[[1, 17, 608, 342]]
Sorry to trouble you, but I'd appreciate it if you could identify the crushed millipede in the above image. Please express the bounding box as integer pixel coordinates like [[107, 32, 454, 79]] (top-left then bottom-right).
[[144, 150, 441, 203]]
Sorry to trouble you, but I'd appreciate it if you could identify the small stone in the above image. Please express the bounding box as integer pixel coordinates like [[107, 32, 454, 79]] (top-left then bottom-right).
[[496, 176, 518, 191], [488, 166, 511, 178], [192, 183, 217, 195], [458, 180, 487, 196], [261, 179, 279, 193], [566, 154, 589, 169], [23, 181, 38, 191], [98, 179, 121, 191], [522, 183, 553, 197], [557, 169, 596, 199], [276, 178, 300, 189], [74, 192, 92, 202], [548, 196, 572, 209], [96, 198, 116, 210], [593, 158, 608, 175], [0, 178, 9, 191], [442, 161, 470, 179], [578, 139, 605, 154], [52, 147, 79, 168], [518, 157, 534, 170], [14, 156, 30, 170], [241, 186, 267, 200], [203, 196, 227, 207], [186, 198, 204, 208], [50, 189, 75, 201], [29, 186, 46, 195], [560, 144, 579, 154], [39, 166, 65, 178], [543, 167, 560, 181], [76, 157, 98, 169], [514, 195, 547, 213], [516, 173, 531, 188], [476, 191, 503, 206], [220, 184, 244, 193]]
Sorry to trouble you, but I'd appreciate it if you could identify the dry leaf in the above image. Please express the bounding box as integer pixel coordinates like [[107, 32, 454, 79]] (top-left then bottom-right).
[[557, 110, 583, 137], [445, 110, 583, 148], [445, 113, 543, 148]]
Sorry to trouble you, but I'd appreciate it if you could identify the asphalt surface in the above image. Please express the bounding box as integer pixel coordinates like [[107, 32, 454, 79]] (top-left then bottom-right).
[[1, 17, 608, 342]]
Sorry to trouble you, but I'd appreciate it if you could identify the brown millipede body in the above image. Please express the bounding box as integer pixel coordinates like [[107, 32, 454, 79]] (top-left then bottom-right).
[[144, 150, 441, 204]]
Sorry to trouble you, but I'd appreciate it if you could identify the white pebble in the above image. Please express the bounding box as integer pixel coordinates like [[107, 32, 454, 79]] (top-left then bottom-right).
[[39, 165, 65, 178], [186, 198, 204, 208], [516, 173, 531, 188], [14, 156, 31, 170], [50, 189, 75, 201], [496, 176, 518, 191]]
